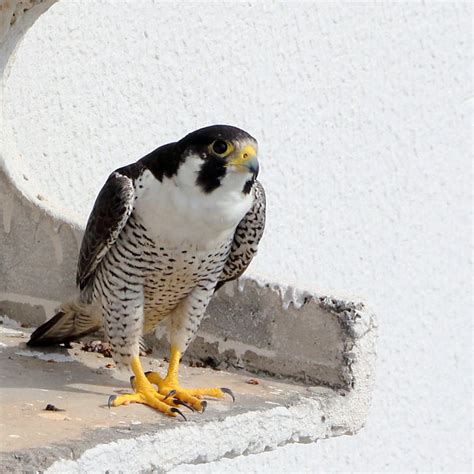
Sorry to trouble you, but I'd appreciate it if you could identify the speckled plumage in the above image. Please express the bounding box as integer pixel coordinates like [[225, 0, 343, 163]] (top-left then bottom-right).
[[89, 209, 234, 367], [28, 125, 266, 373]]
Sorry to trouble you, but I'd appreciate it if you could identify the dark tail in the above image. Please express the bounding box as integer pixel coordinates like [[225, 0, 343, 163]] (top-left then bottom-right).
[[27, 301, 101, 347]]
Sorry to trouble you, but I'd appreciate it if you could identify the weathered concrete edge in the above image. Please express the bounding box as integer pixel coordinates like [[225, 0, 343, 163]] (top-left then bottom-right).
[[44, 396, 352, 473], [0, 291, 376, 472], [0, 307, 375, 473], [39, 310, 376, 473], [46, 399, 327, 473]]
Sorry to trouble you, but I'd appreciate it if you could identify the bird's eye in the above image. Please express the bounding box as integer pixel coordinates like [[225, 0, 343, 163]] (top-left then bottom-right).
[[211, 139, 229, 156]]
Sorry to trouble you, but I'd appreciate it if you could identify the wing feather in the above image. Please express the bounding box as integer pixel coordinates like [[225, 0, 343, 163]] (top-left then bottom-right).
[[216, 180, 266, 291], [76, 169, 137, 290]]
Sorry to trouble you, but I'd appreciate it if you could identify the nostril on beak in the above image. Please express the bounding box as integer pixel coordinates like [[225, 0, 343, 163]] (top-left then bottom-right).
[[243, 153, 249, 159]]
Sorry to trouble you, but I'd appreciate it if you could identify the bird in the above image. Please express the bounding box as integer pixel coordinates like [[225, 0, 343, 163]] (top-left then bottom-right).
[[27, 125, 266, 419]]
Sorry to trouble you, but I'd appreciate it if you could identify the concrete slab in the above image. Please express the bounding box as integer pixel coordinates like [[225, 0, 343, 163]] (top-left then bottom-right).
[[0, 321, 373, 473]]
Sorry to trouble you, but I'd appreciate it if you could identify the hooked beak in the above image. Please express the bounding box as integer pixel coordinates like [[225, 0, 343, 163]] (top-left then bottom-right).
[[226, 145, 259, 175]]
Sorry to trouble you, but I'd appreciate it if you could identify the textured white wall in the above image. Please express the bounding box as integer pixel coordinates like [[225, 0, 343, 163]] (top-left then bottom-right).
[[3, 1, 471, 471]]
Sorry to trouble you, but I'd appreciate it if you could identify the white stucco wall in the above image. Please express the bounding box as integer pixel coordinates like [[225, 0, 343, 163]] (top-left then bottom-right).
[[2, 1, 471, 472]]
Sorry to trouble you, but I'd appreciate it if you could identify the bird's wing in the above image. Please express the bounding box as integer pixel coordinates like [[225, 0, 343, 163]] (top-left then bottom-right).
[[76, 168, 137, 290], [215, 180, 266, 291]]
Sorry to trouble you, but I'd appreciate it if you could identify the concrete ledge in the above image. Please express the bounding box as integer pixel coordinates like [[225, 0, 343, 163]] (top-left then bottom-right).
[[0, 310, 376, 472]]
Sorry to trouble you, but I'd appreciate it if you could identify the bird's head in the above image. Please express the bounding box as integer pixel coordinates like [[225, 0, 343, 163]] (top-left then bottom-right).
[[176, 125, 259, 194]]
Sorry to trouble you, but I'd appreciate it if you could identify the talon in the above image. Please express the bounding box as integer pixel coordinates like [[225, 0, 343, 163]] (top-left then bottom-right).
[[144, 371, 153, 375], [221, 387, 235, 403], [200, 400, 208, 413], [164, 389, 177, 401], [173, 399, 195, 412], [170, 407, 187, 421], [108, 395, 117, 408], [129, 376, 135, 388]]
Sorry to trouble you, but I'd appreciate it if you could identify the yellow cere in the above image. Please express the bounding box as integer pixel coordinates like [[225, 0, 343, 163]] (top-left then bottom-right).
[[227, 145, 257, 168]]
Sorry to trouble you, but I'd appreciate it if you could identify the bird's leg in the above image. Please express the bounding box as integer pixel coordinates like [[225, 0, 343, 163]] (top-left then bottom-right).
[[143, 345, 232, 413], [145, 285, 236, 411], [104, 289, 185, 418], [109, 356, 186, 419]]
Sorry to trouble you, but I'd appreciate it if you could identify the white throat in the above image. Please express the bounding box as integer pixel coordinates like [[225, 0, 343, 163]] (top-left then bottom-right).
[[133, 165, 253, 250]]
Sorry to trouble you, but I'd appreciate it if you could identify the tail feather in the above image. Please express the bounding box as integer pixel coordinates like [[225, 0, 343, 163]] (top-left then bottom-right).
[[27, 301, 101, 347]]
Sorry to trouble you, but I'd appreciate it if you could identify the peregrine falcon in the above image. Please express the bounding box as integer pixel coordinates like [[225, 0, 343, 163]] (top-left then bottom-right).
[[28, 125, 266, 419]]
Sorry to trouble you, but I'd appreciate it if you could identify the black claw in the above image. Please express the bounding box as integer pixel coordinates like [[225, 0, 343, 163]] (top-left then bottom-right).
[[129, 376, 135, 388], [108, 395, 117, 409], [173, 399, 195, 412], [163, 389, 177, 401], [170, 407, 187, 421], [200, 400, 208, 413], [144, 371, 153, 376], [221, 387, 236, 403]]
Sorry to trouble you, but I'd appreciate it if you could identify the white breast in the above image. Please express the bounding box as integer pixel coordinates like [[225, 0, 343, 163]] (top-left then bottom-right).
[[133, 168, 253, 250]]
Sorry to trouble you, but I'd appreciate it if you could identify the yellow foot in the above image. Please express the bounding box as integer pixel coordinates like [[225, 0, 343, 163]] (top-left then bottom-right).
[[108, 384, 187, 420], [107, 389, 186, 420], [131, 371, 235, 413], [107, 357, 187, 420]]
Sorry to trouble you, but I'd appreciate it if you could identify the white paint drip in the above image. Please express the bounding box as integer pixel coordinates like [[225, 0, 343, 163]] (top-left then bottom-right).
[[235, 276, 316, 310], [278, 286, 314, 310], [15, 350, 74, 362]]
